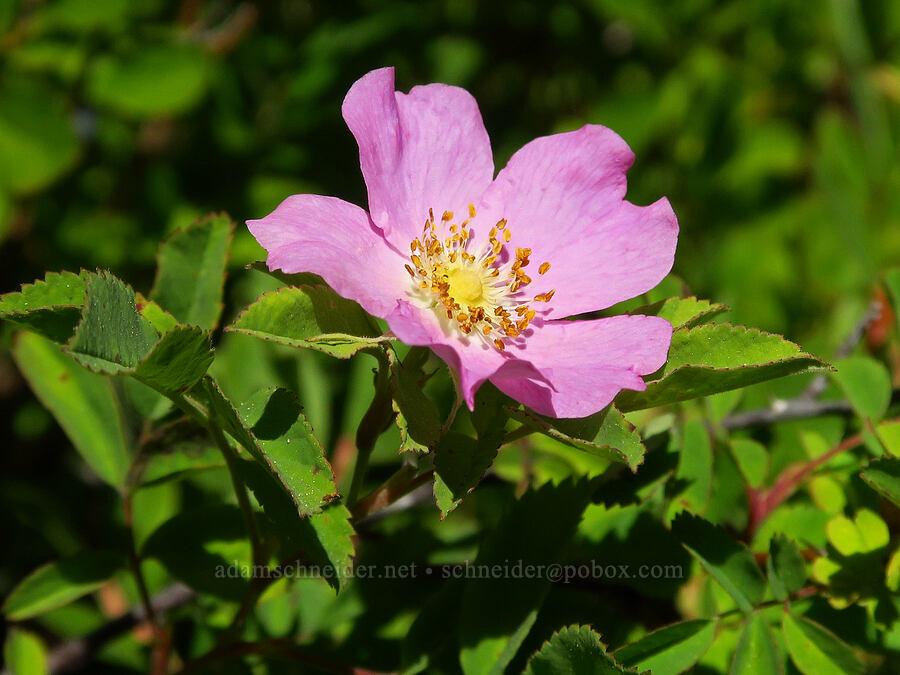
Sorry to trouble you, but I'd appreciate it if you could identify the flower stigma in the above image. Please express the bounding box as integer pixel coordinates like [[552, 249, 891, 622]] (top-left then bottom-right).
[[405, 204, 554, 350]]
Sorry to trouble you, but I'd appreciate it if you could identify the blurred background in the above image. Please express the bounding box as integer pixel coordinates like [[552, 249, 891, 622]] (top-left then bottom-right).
[[1, 0, 899, 660]]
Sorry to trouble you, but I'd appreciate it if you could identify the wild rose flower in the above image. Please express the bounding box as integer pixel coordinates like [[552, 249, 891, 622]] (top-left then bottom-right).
[[248, 67, 678, 418]]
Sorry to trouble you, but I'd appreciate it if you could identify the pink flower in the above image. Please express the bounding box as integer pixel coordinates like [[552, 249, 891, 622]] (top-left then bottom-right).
[[248, 68, 678, 418]]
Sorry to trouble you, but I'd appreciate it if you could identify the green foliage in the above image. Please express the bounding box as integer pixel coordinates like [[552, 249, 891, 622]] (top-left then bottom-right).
[[730, 613, 781, 675], [3, 629, 48, 675], [614, 620, 718, 675], [0, 270, 85, 342], [767, 535, 806, 601], [860, 457, 900, 507], [2, 551, 122, 620], [524, 625, 626, 675], [781, 613, 866, 675]]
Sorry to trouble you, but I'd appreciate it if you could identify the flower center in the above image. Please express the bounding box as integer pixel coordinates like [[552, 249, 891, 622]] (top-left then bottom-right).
[[404, 205, 555, 351], [446, 267, 484, 305]]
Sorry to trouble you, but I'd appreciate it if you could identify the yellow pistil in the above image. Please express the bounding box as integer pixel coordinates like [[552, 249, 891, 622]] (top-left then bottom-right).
[[405, 204, 556, 350]]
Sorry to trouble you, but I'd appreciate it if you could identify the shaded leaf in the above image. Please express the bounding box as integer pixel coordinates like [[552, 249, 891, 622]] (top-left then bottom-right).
[[860, 457, 900, 507], [630, 296, 728, 329], [616, 324, 828, 412], [508, 405, 645, 471], [615, 620, 717, 675], [227, 285, 384, 358], [780, 612, 865, 675], [730, 439, 768, 489], [391, 347, 442, 448], [2, 551, 122, 621], [0, 270, 85, 342], [672, 513, 766, 612], [151, 213, 233, 330], [730, 613, 782, 675], [13, 332, 131, 486], [767, 535, 806, 601], [138, 442, 224, 488], [132, 326, 214, 392], [525, 625, 627, 675], [458, 479, 594, 675], [670, 420, 712, 513]]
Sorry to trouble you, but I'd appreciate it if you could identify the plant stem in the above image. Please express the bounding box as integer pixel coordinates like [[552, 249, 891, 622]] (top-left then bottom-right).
[[123, 491, 159, 631], [352, 465, 434, 520]]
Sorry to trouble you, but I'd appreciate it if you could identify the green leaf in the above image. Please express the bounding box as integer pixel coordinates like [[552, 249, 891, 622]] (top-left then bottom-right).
[[141, 504, 250, 601], [138, 442, 224, 487], [0, 83, 79, 194], [730, 439, 768, 489], [508, 405, 645, 471], [875, 420, 900, 457], [391, 347, 442, 448], [833, 356, 892, 421], [3, 629, 48, 675], [227, 285, 384, 358], [65, 271, 159, 373], [150, 213, 233, 330], [200, 381, 339, 516], [132, 326, 214, 392], [13, 332, 131, 486], [615, 324, 827, 412], [672, 513, 766, 612], [781, 612, 865, 675], [630, 296, 728, 329], [670, 420, 712, 513], [238, 457, 355, 591], [136, 294, 179, 334], [615, 620, 717, 675], [434, 384, 509, 516], [767, 535, 806, 601], [860, 457, 900, 507], [730, 613, 782, 675], [458, 479, 595, 675], [525, 625, 627, 675], [86, 44, 211, 118], [0, 270, 86, 342], [825, 509, 889, 556], [2, 550, 122, 621]]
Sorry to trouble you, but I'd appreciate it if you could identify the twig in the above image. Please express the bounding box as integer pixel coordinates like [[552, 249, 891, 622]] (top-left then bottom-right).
[[352, 467, 435, 521], [721, 398, 854, 430], [38, 584, 195, 675]]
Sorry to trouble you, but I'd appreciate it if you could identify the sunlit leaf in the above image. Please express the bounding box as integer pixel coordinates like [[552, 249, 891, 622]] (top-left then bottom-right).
[[525, 625, 627, 675], [781, 612, 865, 675], [615, 620, 717, 675]]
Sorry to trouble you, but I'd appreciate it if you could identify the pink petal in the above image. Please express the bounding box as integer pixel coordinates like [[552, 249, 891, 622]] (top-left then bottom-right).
[[385, 300, 547, 409], [342, 67, 495, 250], [476, 125, 678, 318], [493, 315, 672, 418], [247, 194, 409, 318]]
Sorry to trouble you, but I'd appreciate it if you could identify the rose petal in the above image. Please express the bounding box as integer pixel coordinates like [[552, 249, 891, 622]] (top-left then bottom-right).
[[477, 125, 678, 318], [385, 300, 546, 409], [247, 194, 409, 317], [494, 314, 672, 418], [342, 67, 494, 250]]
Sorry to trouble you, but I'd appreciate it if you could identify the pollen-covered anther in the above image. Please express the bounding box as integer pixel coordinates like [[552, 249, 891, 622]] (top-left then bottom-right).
[[406, 207, 554, 350]]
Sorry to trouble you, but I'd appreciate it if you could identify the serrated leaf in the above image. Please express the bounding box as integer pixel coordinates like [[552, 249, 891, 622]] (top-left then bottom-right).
[[13, 332, 131, 486], [132, 326, 213, 392], [730, 613, 782, 675], [525, 625, 627, 675], [781, 613, 865, 675], [615, 620, 717, 675], [391, 347, 442, 448], [615, 324, 827, 412], [508, 405, 645, 471], [833, 356, 891, 421], [151, 213, 233, 330], [0, 270, 85, 342], [860, 457, 900, 507], [434, 384, 509, 516], [2, 550, 122, 621], [672, 513, 766, 612], [3, 628, 47, 675], [227, 285, 384, 358], [238, 458, 354, 591], [767, 535, 806, 601], [200, 381, 339, 517], [458, 479, 594, 675], [65, 271, 159, 373], [141, 504, 250, 601], [630, 296, 728, 329]]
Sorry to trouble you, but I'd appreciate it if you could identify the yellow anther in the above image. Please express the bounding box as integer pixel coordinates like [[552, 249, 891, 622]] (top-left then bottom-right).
[[538, 262, 551, 275], [468, 204, 476, 218]]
